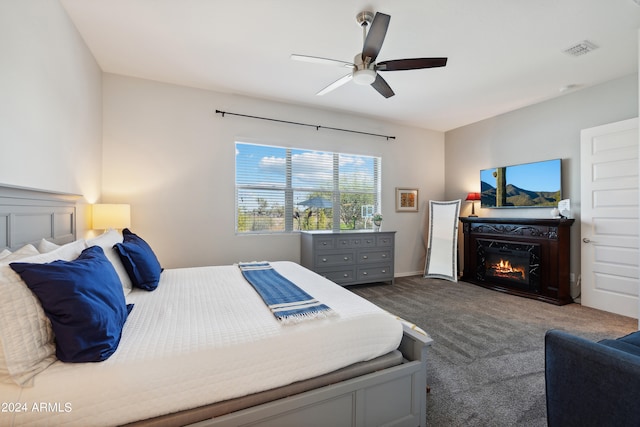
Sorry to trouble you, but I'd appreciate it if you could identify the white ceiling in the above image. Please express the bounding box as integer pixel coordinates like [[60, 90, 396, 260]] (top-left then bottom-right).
[[60, 0, 640, 132]]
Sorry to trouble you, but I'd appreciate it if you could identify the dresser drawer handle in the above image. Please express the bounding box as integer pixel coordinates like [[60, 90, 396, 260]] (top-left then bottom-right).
[[363, 271, 368, 275], [366, 240, 372, 243], [343, 273, 349, 277], [343, 257, 349, 261], [381, 270, 387, 273], [341, 241, 347, 245], [322, 242, 328, 246], [362, 255, 368, 259], [382, 254, 387, 258], [322, 258, 327, 262]]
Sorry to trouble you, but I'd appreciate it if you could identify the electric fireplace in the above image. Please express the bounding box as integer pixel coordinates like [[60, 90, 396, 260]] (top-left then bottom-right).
[[460, 217, 574, 305]]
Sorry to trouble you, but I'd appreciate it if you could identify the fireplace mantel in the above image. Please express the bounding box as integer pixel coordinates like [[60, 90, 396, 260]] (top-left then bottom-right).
[[459, 217, 575, 305]]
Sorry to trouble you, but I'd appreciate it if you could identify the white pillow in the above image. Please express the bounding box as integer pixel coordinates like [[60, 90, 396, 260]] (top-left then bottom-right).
[[0, 239, 86, 386], [0, 244, 40, 385], [0, 244, 39, 264], [37, 238, 60, 253], [87, 230, 133, 296], [0, 249, 13, 376], [0, 249, 10, 261]]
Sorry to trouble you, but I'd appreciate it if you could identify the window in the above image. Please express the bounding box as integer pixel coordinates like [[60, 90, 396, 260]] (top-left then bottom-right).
[[235, 142, 381, 233]]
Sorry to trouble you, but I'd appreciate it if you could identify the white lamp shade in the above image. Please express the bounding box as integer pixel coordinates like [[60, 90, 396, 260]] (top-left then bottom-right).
[[92, 204, 131, 230]]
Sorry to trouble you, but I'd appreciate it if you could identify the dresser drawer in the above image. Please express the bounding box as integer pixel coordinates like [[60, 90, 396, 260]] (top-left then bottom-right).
[[315, 251, 354, 267], [357, 249, 393, 264], [376, 235, 394, 247], [357, 264, 393, 282], [335, 237, 363, 248], [320, 268, 356, 285], [314, 237, 336, 250], [360, 236, 377, 247]]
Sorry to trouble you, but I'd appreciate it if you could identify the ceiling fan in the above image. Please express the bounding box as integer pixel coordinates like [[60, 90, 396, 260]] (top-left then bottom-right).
[[291, 11, 447, 98]]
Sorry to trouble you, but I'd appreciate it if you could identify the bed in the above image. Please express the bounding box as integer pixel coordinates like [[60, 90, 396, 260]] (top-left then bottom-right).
[[0, 185, 432, 427]]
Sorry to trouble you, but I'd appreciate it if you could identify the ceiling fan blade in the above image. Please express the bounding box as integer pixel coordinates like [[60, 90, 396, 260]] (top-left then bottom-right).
[[291, 53, 355, 68], [362, 12, 390, 62], [291, 54, 354, 68], [317, 73, 353, 96], [371, 74, 394, 98], [377, 57, 448, 71]]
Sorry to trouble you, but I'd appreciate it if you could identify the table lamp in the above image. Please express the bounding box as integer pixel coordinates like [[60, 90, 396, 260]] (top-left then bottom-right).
[[92, 204, 131, 230], [465, 192, 481, 217]]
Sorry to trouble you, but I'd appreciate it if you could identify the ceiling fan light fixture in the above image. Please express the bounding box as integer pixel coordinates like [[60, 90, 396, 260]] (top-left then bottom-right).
[[353, 69, 376, 85]]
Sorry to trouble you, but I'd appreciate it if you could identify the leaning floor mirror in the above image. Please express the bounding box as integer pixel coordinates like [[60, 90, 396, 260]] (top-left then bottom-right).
[[424, 199, 461, 282]]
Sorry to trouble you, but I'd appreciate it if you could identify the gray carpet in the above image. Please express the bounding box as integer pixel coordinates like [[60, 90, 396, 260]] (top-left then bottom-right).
[[350, 276, 637, 427]]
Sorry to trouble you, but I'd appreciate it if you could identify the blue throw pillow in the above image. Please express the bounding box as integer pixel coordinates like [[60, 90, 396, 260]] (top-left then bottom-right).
[[10, 246, 132, 363], [114, 228, 162, 291]]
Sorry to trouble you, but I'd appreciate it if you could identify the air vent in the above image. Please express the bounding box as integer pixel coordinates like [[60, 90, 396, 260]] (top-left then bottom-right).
[[563, 40, 599, 57]]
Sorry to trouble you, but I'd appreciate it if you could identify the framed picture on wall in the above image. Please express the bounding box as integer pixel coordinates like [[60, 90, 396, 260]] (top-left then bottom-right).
[[396, 188, 419, 212]]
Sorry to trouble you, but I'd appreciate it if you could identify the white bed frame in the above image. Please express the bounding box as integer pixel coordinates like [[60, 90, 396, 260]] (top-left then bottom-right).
[[195, 327, 430, 427], [0, 185, 432, 427]]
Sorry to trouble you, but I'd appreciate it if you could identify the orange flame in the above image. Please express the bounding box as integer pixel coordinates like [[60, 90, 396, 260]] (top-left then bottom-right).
[[491, 258, 526, 280]]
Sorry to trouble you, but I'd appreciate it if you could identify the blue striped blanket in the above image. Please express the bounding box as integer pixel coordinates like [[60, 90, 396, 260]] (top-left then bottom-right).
[[238, 262, 335, 324]]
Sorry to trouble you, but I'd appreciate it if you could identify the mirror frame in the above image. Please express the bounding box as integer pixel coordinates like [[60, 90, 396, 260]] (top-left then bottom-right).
[[424, 200, 461, 282]]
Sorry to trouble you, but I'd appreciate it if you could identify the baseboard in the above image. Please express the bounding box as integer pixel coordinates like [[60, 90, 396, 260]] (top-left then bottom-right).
[[395, 270, 424, 278]]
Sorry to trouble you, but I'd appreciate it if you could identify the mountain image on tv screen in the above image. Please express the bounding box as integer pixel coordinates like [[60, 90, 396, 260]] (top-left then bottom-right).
[[480, 159, 562, 208]]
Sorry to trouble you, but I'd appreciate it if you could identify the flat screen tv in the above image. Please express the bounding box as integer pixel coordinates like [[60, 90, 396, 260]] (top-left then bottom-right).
[[480, 159, 562, 208]]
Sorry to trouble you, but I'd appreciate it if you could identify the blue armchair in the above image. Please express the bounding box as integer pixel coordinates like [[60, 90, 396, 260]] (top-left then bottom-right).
[[545, 329, 640, 427]]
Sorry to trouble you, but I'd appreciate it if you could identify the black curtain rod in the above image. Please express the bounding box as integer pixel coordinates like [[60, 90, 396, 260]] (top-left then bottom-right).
[[215, 109, 395, 141]]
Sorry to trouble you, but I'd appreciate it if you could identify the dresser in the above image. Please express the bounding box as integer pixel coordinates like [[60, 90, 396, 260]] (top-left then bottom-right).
[[300, 231, 395, 286]]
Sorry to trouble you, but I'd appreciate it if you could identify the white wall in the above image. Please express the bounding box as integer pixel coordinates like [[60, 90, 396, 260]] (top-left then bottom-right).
[[0, 0, 103, 233], [445, 73, 639, 298], [102, 74, 445, 273]]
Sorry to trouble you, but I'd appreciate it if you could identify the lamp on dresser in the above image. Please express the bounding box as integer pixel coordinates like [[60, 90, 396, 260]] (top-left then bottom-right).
[[465, 192, 481, 217]]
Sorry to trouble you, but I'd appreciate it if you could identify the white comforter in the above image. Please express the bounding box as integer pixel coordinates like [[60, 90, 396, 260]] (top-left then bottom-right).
[[0, 261, 402, 426]]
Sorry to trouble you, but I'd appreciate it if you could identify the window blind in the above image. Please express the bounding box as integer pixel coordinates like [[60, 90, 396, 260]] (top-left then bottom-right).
[[235, 142, 381, 233]]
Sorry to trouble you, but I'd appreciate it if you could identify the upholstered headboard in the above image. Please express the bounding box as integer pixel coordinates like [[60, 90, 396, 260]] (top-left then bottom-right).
[[0, 185, 80, 250]]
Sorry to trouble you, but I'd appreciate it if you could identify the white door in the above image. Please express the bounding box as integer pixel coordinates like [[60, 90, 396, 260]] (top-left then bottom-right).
[[581, 118, 639, 319]]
